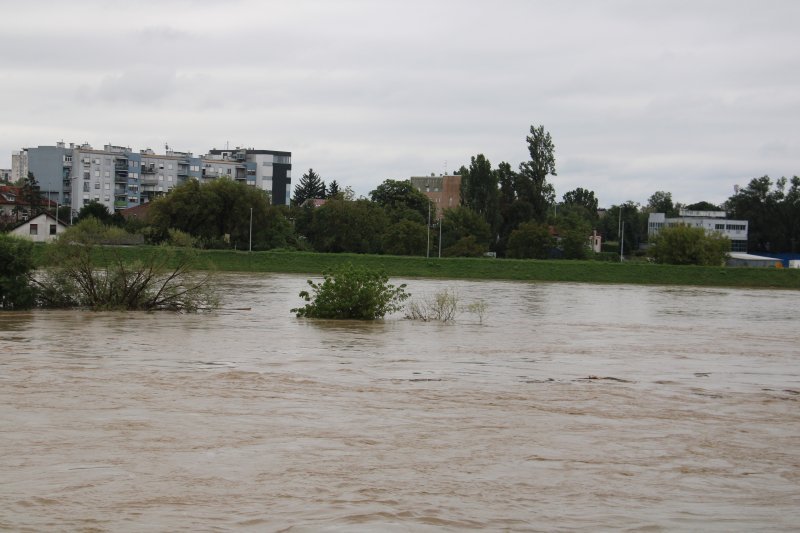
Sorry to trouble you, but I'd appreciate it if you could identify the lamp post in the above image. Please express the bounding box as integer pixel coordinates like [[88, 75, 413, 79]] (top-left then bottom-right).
[[426, 202, 431, 259], [249, 207, 253, 252], [438, 217, 442, 258]]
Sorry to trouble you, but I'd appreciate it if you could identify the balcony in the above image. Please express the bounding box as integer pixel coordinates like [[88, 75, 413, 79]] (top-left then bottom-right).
[[114, 200, 128, 209], [141, 164, 156, 174]]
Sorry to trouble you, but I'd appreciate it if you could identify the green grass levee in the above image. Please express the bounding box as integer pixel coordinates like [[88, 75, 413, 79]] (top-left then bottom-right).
[[33, 246, 800, 289]]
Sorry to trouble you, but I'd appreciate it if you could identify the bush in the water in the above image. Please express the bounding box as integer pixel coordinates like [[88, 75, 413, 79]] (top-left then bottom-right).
[[32, 218, 218, 312], [405, 288, 489, 323], [406, 288, 460, 322], [292, 263, 408, 319]]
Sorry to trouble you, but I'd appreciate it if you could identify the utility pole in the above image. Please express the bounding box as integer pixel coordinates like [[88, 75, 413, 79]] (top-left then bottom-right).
[[618, 206, 623, 262], [249, 207, 253, 252], [438, 217, 442, 258], [426, 202, 431, 258]]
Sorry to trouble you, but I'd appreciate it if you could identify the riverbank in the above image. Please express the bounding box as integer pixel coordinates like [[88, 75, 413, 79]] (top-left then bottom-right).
[[32, 246, 800, 289]]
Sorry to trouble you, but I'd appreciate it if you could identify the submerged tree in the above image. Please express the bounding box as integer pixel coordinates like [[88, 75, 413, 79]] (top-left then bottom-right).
[[292, 263, 408, 320], [0, 234, 36, 310], [32, 219, 218, 311]]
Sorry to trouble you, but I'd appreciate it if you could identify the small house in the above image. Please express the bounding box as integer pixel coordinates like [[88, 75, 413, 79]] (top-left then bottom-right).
[[9, 212, 67, 242]]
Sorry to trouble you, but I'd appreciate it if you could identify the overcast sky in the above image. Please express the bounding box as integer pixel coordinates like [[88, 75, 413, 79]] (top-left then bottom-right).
[[1, 0, 798, 207]]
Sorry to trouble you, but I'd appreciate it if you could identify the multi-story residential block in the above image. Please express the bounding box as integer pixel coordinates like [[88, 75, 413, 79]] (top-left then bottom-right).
[[11, 150, 28, 182], [410, 174, 462, 218], [18, 141, 291, 215], [0, 168, 11, 182], [648, 209, 748, 252], [206, 148, 292, 205]]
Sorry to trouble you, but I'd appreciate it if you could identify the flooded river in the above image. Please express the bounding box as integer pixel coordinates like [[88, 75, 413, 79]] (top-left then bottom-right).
[[1, 274, 798, 531]]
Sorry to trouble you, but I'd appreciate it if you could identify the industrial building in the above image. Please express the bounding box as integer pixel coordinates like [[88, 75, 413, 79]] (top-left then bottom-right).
[[648, 209, 748, 252]]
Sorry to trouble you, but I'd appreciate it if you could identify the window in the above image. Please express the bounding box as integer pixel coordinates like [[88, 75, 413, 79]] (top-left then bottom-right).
[[64, 155, 72, 162], [159, 163, 164, 170], [104, 171, 110, 177], [29, 223, 38, 236], [94, 158, 100, 164], [95, 182, 100, 189], [49, 224, 57, 235], [226, 168, 231, 175], [167, 175, 173, 182], [105, 183, 110, 190], [83, 172, 90, 180], [158, 174, 164, 181], [168, 163, 173, 170], [715, 224, 725, 230], [83, 183, 90, 192], [94, 170, 100, 177]]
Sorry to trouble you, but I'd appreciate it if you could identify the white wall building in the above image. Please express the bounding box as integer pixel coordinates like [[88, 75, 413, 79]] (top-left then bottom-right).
[[648, 209, 748, 252], [10, 212, 66, 242]]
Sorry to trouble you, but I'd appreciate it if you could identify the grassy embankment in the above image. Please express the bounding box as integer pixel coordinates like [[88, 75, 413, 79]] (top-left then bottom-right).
[[32, 245, 800, 290]]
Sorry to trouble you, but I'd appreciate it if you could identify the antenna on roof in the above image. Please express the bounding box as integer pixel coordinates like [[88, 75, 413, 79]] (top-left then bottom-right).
[[165, 142, 169, 151], [444, 160, 448, 175]]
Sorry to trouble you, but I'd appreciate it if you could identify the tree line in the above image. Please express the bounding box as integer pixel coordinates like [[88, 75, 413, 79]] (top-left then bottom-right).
[[4, 125, 797, 257]]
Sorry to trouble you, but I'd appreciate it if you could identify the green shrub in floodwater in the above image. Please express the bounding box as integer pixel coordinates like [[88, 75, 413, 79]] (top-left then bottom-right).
[[292, 263, 409, 320]]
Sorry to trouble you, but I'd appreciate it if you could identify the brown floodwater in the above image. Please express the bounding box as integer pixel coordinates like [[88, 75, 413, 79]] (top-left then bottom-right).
[[1, 274, 798, 531]]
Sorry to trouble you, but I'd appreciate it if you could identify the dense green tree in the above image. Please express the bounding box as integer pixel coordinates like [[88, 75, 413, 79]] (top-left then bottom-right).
[[506, 222, 554, 259], [292, 168, 326, 206], [496, 161, 517, 208], [460, 154, 500, 232], [382, 219, 428, 256], [440, 206, 492, 253], [496, 200, 536, 257], [516, 124, 556, 220], [327, 180, 341, 198], [369, 179, 432, 223], [600, 202, 647, 252], [562, 188, 599, 218], [0, 234, 36, 310], [557, 210, 593, 259], [307, 198, 389, 253], [77, 201, 113, 224], [649, 224, 730, 265], [684, 201, 721, 211], [442, 236, 487, 257], [726, 175, 800, 252], [646, 190, 677, 216], [149, 178, 288, 249]]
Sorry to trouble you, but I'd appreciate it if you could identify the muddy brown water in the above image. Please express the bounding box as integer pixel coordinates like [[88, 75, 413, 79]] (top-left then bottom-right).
[[1, 274, 798, 531]]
